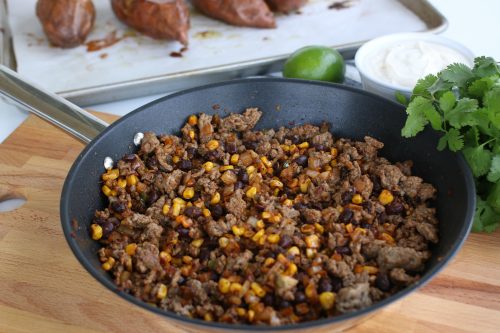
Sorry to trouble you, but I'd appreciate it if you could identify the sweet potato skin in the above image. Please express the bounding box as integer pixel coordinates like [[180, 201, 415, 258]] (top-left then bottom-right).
[[265, 0, 307, 13]]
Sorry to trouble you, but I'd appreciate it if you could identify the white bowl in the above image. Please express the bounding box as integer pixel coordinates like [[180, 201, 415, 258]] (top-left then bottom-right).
[[354, 33, 475, 102]]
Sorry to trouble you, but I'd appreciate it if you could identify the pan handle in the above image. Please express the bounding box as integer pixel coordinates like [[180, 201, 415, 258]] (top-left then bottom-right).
[[0, 65, 108, 144]]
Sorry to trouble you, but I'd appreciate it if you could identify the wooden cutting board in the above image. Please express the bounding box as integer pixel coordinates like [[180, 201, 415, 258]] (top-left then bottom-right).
[[1, 113, 499, 333]]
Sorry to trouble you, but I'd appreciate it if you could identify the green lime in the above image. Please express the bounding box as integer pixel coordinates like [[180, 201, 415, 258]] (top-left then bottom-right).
[[283, 46, 345, 83]]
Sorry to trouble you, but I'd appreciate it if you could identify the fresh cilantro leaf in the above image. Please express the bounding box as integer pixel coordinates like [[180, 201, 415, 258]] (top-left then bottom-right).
[[439, 91, 456, 112], [473, 56, 500, 77], [464, 126, 480, 147], [395, 91, 408, 105], [462, 145, 493, 177], [487, 155, 500, 182], [487, 182, 500, 215], [445, 98, 479, 128], [422, 104, 442, 130], [427, 77, 453, 96], [484, 86, 500, 111], [440, 63, 475, 88], [412, 74, 438, 99], [473, 196, 500, 232], [468, 76, 498, 100], [401, 96, 431, 137], [447, 128, 464, 151]]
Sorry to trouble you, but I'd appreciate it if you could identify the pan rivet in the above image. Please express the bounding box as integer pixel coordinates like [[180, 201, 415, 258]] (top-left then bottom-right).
[[134, 132, 144, 146], [104, 157, 114, 170]]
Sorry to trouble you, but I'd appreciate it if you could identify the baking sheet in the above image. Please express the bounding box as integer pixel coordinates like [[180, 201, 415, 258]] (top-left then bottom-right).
[[5, 0, 445, 105]]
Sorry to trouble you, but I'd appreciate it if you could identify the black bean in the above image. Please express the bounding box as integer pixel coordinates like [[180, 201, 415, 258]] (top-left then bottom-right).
[[376, 212, 387, 224], [295, 155, 308, 167], [122, 154, 136, 162], [93, 217, 107, 225], [314, 144, 326, 151], [360, 221, 372, 229], [244, 141, 258, 150], [178, 159, 192, 171], [108, 217, 120, 226], [375, 272, 391, 292], [318, 277, 333, 293], [294, 291, 306, 303], [262, 294, 274, 306], [293, 202, 306, 210], [209, 271, 220, 281], [146, 155, 158, 169], [199, 248, 210, 261], [234, 181, 244, 190], [290, 135, 300, 144], [101, 221, 114, 236], [277, 300, 291, 309], [335, 246, 352, 255], [226, 142, 238, 154], [371, 175, 382, 195], [339, 208, 353, 223], [178, 228, 190, 237], [330, 276, 343, 292], [237, 169, 249, 183], [340, 167, 349, 179], [184, 206, 202, 218], [211, 205, 224, 219], [386, 201, 404, 215], [279, 235, 293, 248], [146, 191, 159, 206], [186, 147, 197, 157], [111, 200, 126, 213]]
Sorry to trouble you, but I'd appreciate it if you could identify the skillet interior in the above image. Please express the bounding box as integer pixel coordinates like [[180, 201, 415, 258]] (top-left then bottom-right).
[[61, 78, 475, 332]]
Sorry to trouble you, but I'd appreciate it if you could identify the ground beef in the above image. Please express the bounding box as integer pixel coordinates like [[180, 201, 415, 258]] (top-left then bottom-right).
[[91, 108, 439, 326]]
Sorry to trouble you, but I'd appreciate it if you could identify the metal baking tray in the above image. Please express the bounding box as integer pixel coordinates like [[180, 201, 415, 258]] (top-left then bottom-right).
[[1, 0, 447, 106]]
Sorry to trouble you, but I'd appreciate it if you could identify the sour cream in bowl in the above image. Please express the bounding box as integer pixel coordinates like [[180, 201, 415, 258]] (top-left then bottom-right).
[[355, 33, 474, 101]]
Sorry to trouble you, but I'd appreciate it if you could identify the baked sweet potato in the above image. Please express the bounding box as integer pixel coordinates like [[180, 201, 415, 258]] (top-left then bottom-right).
[[111, 0, 190, 45], [192, 0, 276, 28], [36, 0, 95, 48], [265, 0, 307, 13]]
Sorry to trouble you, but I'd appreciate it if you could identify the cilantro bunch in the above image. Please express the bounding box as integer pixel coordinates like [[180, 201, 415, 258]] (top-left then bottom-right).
[[401, 56, 500, 232]]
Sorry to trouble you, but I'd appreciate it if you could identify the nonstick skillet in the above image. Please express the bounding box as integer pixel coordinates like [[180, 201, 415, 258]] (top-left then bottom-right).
[[0, 65, 475, 332]]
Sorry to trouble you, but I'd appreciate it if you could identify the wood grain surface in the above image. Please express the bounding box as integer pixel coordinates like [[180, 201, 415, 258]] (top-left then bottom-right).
[[1, 113, 499, 333]]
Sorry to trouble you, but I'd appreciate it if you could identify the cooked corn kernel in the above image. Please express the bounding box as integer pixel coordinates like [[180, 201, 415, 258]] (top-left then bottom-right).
[[330, 147, 338, 158], [260, 156, 272, 168], [300, 224, 315, 234], [102, 257, 115, 271], [319, 292, 335, 310], [252, 229, 265, 242], [230, 154, 240, 165], [91, 224, 103, 240], [219, 237, 229, 248], [219, 278, 231, 293], [172, 156, 180, 164], [117, 178, 127, 188], [220, 165, 234, 172], [232, 225, 245, 236], [204, 313, 213, 322], [236, 307, 246, 317], [230, 282, 243, 293], [202, 208, 211, 217], [345, 223, 354, 233], [162, 204, 170, 215], [284, 263, 298, 276], [207, 193, 220, 206], [270, 179, 284, 189], [188, 115, 198, 126], [352, 194, 363, 204], [277, 253, 288, 265], [248, 309, 255, 322], [269, 213, 282, 224], [287, 246, 300, 256], [256, 219, 265, 229], [262, 211, 272, 219], [182, 256, 193, 264], [125, 243, 137, 256], [314, 223, 325, 234], [267, 234, 280, 244], [188, 130, 195, 140], [203, 161, 214, 172], [381, 232, 395, 245], [126, 174, 138, 186], [159, 251, 172, 263], [298, 142, 310, 149], [250, 282, 266, 298], [182, 187, 195, 200], [101, 185, 112, 197], [379, 189, 394, 205], [330, 160, 338, 167], [102, 169, 119, 181], [283, 199, 293, 206], [363, 266, 379, 274], [191, 239, 204, 248], [156, 284, 168, 299], [305, 234, 320, 248], [172, 202, 182, 217], [306, 248, 316, 259], [246, 165, 256, 175], [246, 186, 257, 199], [264, 257, 276, 267], [300, 179, 311, 193], [305, 283, 317, 300], [207, 140, 219, 150]]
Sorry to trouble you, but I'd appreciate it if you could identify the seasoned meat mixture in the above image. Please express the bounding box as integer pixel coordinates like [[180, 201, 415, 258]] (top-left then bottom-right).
[[91, 108, 438, 325]]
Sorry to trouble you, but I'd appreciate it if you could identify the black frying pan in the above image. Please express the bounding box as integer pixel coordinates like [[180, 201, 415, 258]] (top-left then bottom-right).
[[0, 66, 475, 332]]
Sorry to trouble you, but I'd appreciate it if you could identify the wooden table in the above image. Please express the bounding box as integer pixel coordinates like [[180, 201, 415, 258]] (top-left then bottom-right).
[[1, 114, 499, 333]]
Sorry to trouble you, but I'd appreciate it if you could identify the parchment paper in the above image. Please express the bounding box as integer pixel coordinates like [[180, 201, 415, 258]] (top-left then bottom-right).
[[7, 0, 427, 93]]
